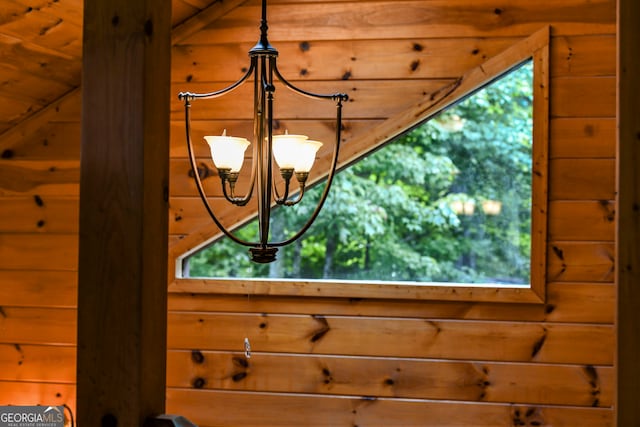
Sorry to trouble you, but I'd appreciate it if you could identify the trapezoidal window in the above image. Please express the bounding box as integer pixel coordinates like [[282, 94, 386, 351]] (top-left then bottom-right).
[[174, 28, 549, 303]]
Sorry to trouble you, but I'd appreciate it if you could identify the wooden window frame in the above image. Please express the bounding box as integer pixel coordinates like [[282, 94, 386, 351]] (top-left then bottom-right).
[[170, 27, 550, 304]]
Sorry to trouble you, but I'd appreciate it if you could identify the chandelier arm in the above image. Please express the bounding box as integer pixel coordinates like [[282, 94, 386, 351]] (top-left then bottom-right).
[[273, 64, 349, 102], [220, 178, 251, 206], [281, 182, 305, 206], [183, 98, 257, 248], [178, 59, 256, 102], [271, 99, 345, 247], [214, 59, 262, 207], [273, 175, 293, 204]]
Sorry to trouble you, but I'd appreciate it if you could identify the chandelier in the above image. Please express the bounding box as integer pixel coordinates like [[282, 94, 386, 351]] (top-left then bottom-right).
[[178, 0, 348, 263]]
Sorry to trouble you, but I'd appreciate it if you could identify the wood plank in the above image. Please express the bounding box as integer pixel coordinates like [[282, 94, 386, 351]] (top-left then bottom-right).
[[166, 389, 613, 427], [0, 307, 76, 346], [0, 344, 75, 383], [0, 270, 76, 308], [0, 65, 72, 106], [548, 200, 615, 241], [0, 93, 43, 124], [168, 282, 615, 324], [0, 196, 78, 233], [0, 233, 77, 271], [0, 380, 75, 410], [545, 282, 614, 324], [551, 76, 616, 118], [183, 0, 615, 45], [170, 0, 199, 27], [0, 9, 81, 58], [0, 336, 608, 407], [0, 37, 80, 85], [170, 79, 458, 121], [171, 277, 545, 304], [168, 293, 546, 321], [549, 159, 615, 200], [551, 35, 616, 77], [167, 312, 614, 365], [547, 242, 614, 282], [172, 37, 519, 83], [1, 122, 81, 160], [0, 160, 79, 196], [9, 0, 84, 28], [166, 351, 613, 407], [0, 89, 80, 157], [550, 118, 615, 159], [616, 0, 640, 424]]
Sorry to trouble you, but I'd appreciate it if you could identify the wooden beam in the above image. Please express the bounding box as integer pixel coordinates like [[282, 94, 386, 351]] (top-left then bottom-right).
[[76, 0, 172, 426], [616, 0, 640, 425]]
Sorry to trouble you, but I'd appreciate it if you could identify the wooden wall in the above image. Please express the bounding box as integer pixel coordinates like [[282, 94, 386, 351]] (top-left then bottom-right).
[[0, 0, 617, 426]]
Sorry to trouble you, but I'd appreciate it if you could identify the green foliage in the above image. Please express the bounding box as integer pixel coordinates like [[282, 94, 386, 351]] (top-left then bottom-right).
[[187, 61, 534, 285]]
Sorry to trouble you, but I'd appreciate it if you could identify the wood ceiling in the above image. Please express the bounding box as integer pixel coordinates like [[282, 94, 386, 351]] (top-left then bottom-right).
[[0, 0, 232, 135]]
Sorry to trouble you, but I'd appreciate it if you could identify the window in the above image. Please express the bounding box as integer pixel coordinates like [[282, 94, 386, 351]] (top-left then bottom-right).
[[172, 28, 549, 303]]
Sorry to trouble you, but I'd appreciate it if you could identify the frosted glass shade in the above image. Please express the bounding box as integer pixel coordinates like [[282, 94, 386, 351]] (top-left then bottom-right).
[[204, 132, 250, 172], [272, 134, 322, 173], [294, 140, 323, 172], [272, 134, 309, 170]]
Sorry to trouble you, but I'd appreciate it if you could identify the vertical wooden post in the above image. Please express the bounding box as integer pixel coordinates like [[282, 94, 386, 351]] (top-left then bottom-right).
[[77, 1, 171, 426], [616, 0, 640, 425]]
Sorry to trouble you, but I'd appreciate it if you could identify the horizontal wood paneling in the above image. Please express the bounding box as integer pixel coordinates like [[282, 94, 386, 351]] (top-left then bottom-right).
[[167, 282, 615, 324], [0, 380, 75, 409], [0, 160, 79, 196], [550, 118, 615, 159], [0, 234, 77, 271], [548, 200, 615, 241], [166, 389, 613, 427], [547, 242, 614, 282], [171, 79, 458, 121], [0, 196, 78, 233], [0, 344, 613, 407], [183, 0, 615, 45], [166, 351, 612, 407], [172, 38, 519, 83], [0, 271, 76, 308], [2, 122, 81, 160], [168, 312, 614, 365], [0, 0, 619, 424], [551, 77, 616, 117], [0, 307, 76, 346], [0, 344, 75, 383], [549, 159, 615, 200], [551, 35, 616, 77]]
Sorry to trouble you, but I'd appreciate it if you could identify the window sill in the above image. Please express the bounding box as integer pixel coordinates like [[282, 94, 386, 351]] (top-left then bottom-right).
[[170, 277, 544, 304]]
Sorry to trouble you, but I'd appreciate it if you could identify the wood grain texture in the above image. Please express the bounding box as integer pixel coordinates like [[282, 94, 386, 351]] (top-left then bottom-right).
[[0, 0, 622, 424], [183, 0, 615, 45], [76, 0, 172, 425], [166, 389, 613, 427], [167, 351, 613, 407], [616, 0, 640, 423], [167, 312, 614, 365], [167, 283, 614, 324]]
